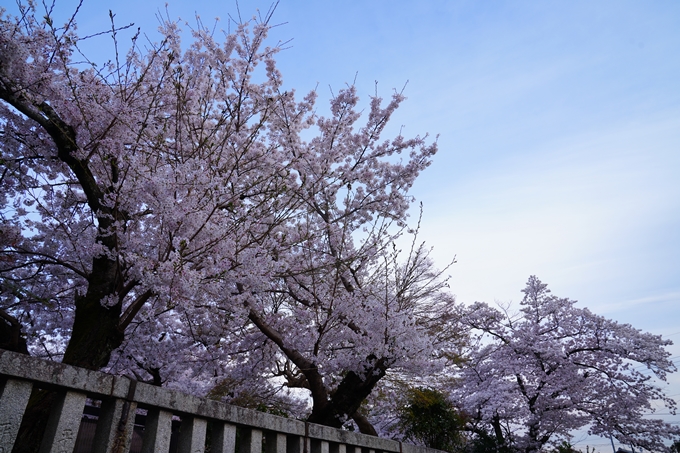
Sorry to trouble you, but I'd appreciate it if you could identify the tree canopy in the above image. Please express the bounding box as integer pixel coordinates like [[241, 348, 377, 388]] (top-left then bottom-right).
[[0, 1, 454, 435], [451, 276, 679, 453]]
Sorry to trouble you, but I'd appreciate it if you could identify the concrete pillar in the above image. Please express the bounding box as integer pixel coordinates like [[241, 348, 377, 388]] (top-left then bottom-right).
[[285, 435, 302, 453], [266, 432, 287, 453], [140, 408, 173, 453], [92, 397, 138, 453], [38, 390, 88, 453], [311, 439, 329, 453], [177, 415, 207, 453], [0, 378, 33, 451], [238, 428, 262, 453], [211, 422, 236, 453]]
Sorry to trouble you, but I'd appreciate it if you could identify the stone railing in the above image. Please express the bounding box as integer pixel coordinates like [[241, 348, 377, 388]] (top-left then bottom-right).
[[0, 349, 439, 453]]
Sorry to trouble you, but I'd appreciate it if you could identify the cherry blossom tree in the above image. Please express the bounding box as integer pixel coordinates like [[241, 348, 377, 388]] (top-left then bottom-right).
[[452, 276, 680, 453], [0, 0, 451, 439]]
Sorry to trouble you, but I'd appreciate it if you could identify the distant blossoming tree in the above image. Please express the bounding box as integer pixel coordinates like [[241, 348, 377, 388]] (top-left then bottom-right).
[[0, 0, 453, 442], [452, 276, 680, 453]]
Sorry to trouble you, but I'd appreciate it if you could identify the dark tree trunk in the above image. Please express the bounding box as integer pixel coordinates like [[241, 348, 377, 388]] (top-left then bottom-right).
[[492, 414, 506, 450], [0, 309, 29, 354], [61, 255, 124, 369], [307, 358, 387, 434]]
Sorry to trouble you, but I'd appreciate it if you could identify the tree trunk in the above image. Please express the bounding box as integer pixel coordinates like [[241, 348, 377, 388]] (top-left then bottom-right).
[[492, 414, 506, 451], [307, 359, 387, 433], [61, 254, 124, 369], [0, 309, 29, 354]]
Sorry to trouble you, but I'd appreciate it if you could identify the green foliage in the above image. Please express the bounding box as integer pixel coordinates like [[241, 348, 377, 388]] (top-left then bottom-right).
[[465, 432, 513, 453], [398, 387, 465, 452], [552, 442, 581, 453]]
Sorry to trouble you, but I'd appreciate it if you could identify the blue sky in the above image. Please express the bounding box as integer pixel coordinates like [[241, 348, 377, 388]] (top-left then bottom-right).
[[7, 0, 680, 447]]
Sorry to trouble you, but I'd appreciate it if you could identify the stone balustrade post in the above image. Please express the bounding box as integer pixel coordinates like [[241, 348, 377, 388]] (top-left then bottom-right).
[[39, 390, 88, 453], [177, 415, 207, 453], [0, 378, 33, 451], [211, 422, 237, 453], [141, 408, 173, 453]]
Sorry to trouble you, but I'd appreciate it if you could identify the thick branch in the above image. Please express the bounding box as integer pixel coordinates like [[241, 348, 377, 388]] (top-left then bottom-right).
[[119, 289, 154, 330], [0, 83, 105, 216], [247, 308, 330, 407]]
